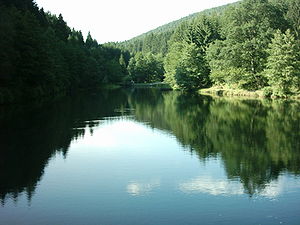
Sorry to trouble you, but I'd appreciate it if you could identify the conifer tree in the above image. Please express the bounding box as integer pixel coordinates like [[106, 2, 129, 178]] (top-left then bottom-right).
[[86, 32, 98, 49], [54, 14, 70, 42]]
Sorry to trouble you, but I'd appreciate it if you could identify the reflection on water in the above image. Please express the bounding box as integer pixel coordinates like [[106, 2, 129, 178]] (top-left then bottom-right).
[[0, 90, 129, 204], [179, 176, 244, 196], [179, 175, 300, 198], [127, 179, 161, 196], [129, 90, 300, 196], [0, 89, 300, 225]]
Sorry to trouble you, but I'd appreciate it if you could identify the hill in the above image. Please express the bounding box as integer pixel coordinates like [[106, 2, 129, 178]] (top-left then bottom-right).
[[117, 2, 239, 55]]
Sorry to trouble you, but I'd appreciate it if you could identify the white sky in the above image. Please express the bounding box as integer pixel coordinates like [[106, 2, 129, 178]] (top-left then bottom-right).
[[35, 0, 238, 44]]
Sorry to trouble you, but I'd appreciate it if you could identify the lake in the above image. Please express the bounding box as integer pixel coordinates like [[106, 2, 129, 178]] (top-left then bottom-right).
[[0, 89, 300, 225]]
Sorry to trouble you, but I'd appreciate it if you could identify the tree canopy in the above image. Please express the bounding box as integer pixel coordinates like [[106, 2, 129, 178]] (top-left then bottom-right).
[[122, 0, 300, 97], [0, 0, 130, 103], [1, 0, 300, 101]]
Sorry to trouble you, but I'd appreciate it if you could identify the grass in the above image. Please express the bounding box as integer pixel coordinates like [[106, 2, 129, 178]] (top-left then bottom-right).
[[199, 86, 300, 100], [199, 86, 264, 99]]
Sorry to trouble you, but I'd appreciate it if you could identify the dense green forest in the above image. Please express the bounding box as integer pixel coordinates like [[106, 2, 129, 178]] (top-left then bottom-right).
[[1, 0, 299, 102], [119, 0, 300, 97], [0, 0, 130, 103], [117, 4, 232, 55]]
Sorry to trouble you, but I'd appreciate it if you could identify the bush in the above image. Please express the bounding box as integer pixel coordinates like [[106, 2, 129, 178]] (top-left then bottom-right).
[[262, 87, 273, 98]]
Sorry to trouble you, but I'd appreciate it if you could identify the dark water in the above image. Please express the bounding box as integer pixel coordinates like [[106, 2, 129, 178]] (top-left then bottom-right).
[[0, 89, 300, 225]]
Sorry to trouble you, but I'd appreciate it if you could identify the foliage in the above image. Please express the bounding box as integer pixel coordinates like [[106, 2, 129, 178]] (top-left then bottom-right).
[[207, 0, 287, 90], [0, 1, 129, 103], [164, 15, 220, 90], [202, 0, 299, 94], [127, 53, 164, 83], [117, 3, 233, 55], [286, 0, 300, 38], [264, 29, 300, 97], [2, 0, 300, 97], [164, 43, 210, 90], [119, 0, 300, 96], [206, 40, 253, 88]]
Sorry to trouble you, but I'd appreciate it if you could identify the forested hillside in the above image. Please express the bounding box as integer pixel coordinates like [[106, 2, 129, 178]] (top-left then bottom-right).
[[0, 0, 130, 103], [118, 3, 233, 55], [114, 3, 234, 86], [1, 0, 299, 102], [121, 0, 300, 97]]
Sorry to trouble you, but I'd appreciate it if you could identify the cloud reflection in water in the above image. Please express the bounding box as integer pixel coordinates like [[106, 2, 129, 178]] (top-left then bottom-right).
[[127, 179, 160, 196], [179, 175, 300, 198]]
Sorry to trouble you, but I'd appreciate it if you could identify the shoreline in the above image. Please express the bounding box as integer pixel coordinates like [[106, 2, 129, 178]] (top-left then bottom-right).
[[131, 82, 172, 90], [199, 87, 300, 100]]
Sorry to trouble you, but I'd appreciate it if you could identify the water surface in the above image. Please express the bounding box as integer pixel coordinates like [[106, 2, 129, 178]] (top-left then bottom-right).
[[0, 89, 300, 225]]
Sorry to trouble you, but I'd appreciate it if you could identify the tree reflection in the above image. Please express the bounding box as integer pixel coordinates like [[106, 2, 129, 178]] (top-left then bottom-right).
[[0, 89, 299, 202], [129, 90, 300, 196], [0, 89, 128, 204]]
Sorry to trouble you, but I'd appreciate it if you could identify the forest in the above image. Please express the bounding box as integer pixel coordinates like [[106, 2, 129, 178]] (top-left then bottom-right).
[[0, 0, 130, 103], [1, 0, 300, 103], [119, 0, 300, 97]]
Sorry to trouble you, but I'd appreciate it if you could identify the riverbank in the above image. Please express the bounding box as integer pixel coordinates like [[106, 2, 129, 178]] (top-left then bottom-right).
[[199, 87, 300, 100]]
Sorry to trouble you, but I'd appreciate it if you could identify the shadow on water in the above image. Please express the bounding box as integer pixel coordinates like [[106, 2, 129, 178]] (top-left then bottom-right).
[[0, 88, 300, 204]]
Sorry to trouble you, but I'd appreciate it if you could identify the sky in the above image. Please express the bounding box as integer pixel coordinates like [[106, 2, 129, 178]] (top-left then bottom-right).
[[35, 0, 238, 44]]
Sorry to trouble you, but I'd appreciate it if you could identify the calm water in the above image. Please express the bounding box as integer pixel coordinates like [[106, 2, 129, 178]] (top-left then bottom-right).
[[0, 89, 300, 225]]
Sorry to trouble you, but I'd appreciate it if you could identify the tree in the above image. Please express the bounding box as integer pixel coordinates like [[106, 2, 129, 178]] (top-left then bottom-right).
[[164, 42, 210, 90], [210, 0, 288, 90], [184, 15, 222, 53], [206, 40, 248, 87], [164, 42, 184, 89], [0, 6, 19, 83], [53, 14, 70, 42], [286, 0, 300, 38], [128, 53, 164, 83], [264, 29, 300, 97], [164, 14, 221, 91], [85, 32, 98, 49]]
